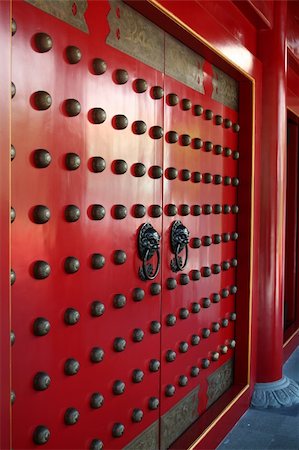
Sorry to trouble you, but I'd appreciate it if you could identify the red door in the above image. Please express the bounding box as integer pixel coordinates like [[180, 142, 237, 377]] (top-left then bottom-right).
[[11, 1, 240, 448]]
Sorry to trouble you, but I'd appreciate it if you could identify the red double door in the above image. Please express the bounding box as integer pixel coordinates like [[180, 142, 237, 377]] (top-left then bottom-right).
[[11, 1, 239, 448]]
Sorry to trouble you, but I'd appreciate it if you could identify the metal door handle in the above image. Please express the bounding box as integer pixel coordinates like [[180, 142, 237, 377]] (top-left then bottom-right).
[[170, 220, 190, 272], [138, 223, 161, 280]]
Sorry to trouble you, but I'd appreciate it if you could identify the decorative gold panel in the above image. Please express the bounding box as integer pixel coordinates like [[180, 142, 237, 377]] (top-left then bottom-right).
[[207, 358, 234, 408], [124, 420, 159, 450]]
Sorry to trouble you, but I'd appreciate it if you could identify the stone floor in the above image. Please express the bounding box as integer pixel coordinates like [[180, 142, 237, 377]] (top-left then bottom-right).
[[217, 346, 299, 450]]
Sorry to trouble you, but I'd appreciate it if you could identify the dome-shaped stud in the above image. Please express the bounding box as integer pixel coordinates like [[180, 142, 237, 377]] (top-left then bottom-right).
[[181, 169, 191, 181], [178, 375, 188, 386], [179, 342, 188, 353], [113, 250, 127, 265], [33, 372, 51, 391], [148, 397, 159, 409], [212, 264, 221, 274], [232, 177, 239, 186], [191, 335, 200, 346], [221, 288, 230, 298], [205, 109, 213, 120], [93, 58, 107, 75], [211, 352, 220, 361], [193, 104, 203, 116], [224, 118, 232, 128], [149, 165, 163, 179], [150, 283, 161, 295], [112, 423, 125, 438], [65, 153, 80, 170], [150, 321, 161, 334], [202, 298, 211, 308], [214, 174, 222, 185], [215, 114, 223, 125], [222, 261, 230, 271], [113, 115, 128, 130], [113, 294, 126, 308], [230, 285, 238, 294], [11, 18, 17, 36], [33, 261, 51, 279], [132, 163, 146, 177], [233, 123, 240, 132], [232, 205, 239, 214], [181, 98, 192, 110], [11, 207, 16, 223], [231, 258, 238, 268], [213, 234, 222, 244], [214, 144, 223, 155], [33, 149, 51, 168], [66, 45, 81, 64], [191, 205, 202, 216], [10, 330, 16, 346], [203, 204, 212, 215], [203, 236, 212, 246], [233, 151, 240, 160], [91, 253, 105, 269], [223, 176, 232, 186], [220, 345, 228, 354], [202, 328, 210, 338], [190, 270, 200, 281], [132, 288, 145, 302], [165, 204, 177, 216], [132, 203, 146, 219], [91, 108, 106, 124], [152, 86, 164, 99], [180, 204, 190, 216], [132, 328, 144, 342], [132, 120, 147, 135], [90, 393, 104, 409], [64, 256, 80, 274], [64, 358, 80, 376], [166, 131, 179, 144], [203, 173, 213, 184], [113, 204, 127, 219], [34, 91, 52, 110], [205, 141, 213, 152], [212, 293, 221, 303], [166, 314, 176, 326], [90, 347, 104, 363], [115, 69, 129, 84], [179, 308, 189, 319], [166, 350, 176, 362], [33, 426, 50, 445], [213, 204, 222, 214], [33, 205, 50, 224], [90, 301, 105, 317], [65, 99, 81, 117], [64, 308, 80, 325], [180, 134, 191, 146], [64, 408, 79, 425], [113, 380, 125, 395], [65, 205, 80, 222], [11, 144, 16, 161], [149, 205, 162, 218], [165, 384, 176, 397], [132, 408, 144, 423], [212, 322, 220, 332], [91, 204, 105, 220], [133, 78, 147, 93], [222, 318, 229, 327], [113, 337, 126, 352], [192, 138, 203, 150], [190, 237, 201, 248], [191, 302, 200, 313], [202, 358, 210, 369], [165, 167, 178, 180], [190, 366, 200, 377], [229, 339, 236, 349], [167, 93, 179, 106], [202, 266, 211, 277], [11, 82, 16, 98], [33, 317, 50, 336], [150, 126, 164, 139], [149, 359, 160, 372], [179, 273, 190, 285], [192, 172, 202, 183], [223, 205, 231, 214], [132, 369, 144, 383], [224, 147, 232, 157]]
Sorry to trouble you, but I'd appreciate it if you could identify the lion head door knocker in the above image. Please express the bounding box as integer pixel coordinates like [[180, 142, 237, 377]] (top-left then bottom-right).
[[138, 223, 161, 280], [170, 220, 190, 272]]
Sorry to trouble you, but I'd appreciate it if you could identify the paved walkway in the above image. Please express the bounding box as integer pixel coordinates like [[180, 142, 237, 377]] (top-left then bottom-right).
[[217, 346, 299, 450]]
